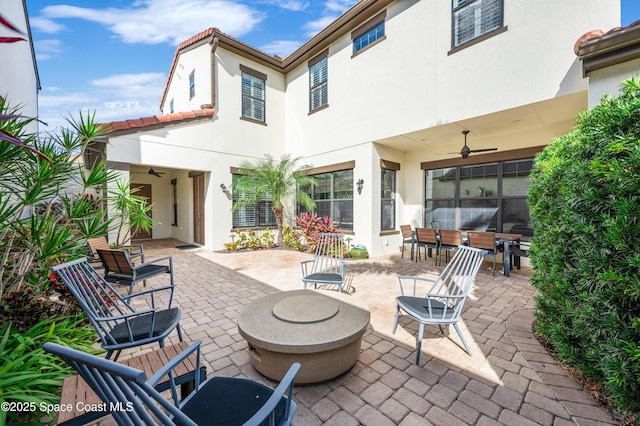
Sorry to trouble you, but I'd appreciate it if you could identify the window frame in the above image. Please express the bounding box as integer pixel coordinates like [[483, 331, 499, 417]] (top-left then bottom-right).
[[380, 159, 400, 232], [308, 50, 328, 113], [423, 158, 534, 237], [351, 10, 387, 57], [231, 173, 276, 229], [298, 163, 354, 231], [450, 0, 505, 51], [240, 65, 267, 124], [188, 71, 195, 99]]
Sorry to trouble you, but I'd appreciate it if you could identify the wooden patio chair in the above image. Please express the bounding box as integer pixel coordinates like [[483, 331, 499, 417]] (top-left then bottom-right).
[[393, 245, 487, 364], [301, 233, 347, 293], [415, 228, 439, 265], [97, 248, 173, 295], [44, 340, 300, 426], [87, 236, 144, 267], [51, 258, 182, 361], [400, 224, 414, 258], [467, 231, 500, 275]]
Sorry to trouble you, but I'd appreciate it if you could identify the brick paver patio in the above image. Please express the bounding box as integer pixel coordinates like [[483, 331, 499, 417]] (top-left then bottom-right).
[[99, 239, 616, 425]]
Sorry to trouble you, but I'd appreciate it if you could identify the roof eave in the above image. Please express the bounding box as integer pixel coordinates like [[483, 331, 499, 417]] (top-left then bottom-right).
[[578, 25, 640, 75]]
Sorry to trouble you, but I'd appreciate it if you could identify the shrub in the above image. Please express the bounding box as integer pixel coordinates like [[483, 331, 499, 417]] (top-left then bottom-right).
[[528, 76, 640, 413], [0, 315, 100, 424], [296, 212, 339, 251]]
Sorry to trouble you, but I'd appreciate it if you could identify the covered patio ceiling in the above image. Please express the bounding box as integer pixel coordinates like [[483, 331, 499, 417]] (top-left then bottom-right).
[[374, 91, 586, 157]]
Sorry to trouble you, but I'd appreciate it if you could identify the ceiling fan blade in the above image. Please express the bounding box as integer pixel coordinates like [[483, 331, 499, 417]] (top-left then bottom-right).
[[469, 148, 498, 153]]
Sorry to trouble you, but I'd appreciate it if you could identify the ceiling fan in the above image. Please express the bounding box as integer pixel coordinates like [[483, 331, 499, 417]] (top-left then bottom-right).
[[451, 130, 497, 159], [148, 167, 165, 177]]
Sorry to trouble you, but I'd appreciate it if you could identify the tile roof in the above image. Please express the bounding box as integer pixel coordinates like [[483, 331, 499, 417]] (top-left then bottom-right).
[[574, 19, 640, 54], [102, 109, 214, 133]]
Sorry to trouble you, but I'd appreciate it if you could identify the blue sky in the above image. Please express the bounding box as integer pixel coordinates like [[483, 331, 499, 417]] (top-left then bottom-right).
[[23, 1, 640, 130]]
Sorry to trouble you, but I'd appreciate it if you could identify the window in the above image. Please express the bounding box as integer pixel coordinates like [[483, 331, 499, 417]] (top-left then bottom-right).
[[188, 71, 195, 99], [381, 168, 396, 231], [232, 174, 276, 228], [452, 0, 503, 48], [299, 169, 353, 231], [241, 65, 266, 123], [352, 11, 386, 55], [169, 99, 174, 114], [424, 159, 533, 236], [171, 178, 177, 226], [309, 52, 328, 112]]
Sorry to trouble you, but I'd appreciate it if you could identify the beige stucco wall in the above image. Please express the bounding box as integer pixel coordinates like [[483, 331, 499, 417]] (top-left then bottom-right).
[[587, 59, 640, 107]]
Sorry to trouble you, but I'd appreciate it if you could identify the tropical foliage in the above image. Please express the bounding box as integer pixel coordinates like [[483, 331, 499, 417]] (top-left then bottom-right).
[[529, 75, 640, 414], [0, 316, 100, 424], [231, 154, 317, 245]]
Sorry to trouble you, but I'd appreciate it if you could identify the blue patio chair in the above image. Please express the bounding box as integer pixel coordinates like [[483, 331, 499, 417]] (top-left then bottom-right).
[[393, 245, 487, 364], [301, 233, 347, 293], [43, 340, 300, 426], [51, 257, 182, 361]]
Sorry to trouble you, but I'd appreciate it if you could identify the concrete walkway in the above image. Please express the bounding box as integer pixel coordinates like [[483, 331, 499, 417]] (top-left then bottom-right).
[[109, 239, 616, 426]]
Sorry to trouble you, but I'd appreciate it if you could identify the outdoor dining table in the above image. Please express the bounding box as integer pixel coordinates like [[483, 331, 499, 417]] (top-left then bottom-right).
[[409, 229, 523, 277], [495, 233, 522, 277]]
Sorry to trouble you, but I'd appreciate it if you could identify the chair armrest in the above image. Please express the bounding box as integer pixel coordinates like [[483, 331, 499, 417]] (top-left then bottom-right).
[[147, 340, 203, 406], [301, 259, 314, 277], [243, 362, 301, 425], [123, 285, 175, 309], [94, 307, 157, 322], [398, 275, 436, 297], [132, 255, 173, 271]]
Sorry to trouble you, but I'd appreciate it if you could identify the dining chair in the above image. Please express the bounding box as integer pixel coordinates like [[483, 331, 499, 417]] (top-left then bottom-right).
[[438, 229, 463, 264], [415, 228, 439, 265], [467, 231, 500, 275], [400, 224, 414, 258]]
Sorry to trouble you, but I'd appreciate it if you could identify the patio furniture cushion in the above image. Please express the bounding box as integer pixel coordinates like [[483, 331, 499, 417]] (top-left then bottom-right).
[[180, 376, 289, 425], [396, 297, 457, 320], [109, 308, 181, 344]]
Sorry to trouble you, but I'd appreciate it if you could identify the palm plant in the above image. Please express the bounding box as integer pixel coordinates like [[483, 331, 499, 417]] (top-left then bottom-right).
[[232, 154, 317, 246]]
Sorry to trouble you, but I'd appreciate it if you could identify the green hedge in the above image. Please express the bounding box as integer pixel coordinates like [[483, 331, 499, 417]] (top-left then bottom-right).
[[529, 76, 640, 412]]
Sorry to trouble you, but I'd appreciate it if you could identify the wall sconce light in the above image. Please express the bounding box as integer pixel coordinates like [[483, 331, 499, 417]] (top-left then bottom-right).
[[356, 179, 364, 195], [220, 183, 227, 192], [94, 186, 101, 196]]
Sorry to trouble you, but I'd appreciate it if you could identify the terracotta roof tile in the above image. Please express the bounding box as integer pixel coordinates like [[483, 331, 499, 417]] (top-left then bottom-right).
[[102, 109, 214, 133], [575, 20, 640, 54]]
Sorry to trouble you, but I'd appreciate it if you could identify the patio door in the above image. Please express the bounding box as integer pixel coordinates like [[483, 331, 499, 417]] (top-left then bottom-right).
[[131, 183, 152, 240], [192, 173, 205, 245]]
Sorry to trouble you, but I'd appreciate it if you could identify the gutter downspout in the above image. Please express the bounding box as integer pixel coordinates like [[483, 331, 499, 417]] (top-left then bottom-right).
[[201, 36, 218, 110]]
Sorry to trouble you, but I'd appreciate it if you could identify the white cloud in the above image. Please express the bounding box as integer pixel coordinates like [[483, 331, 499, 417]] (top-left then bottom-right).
[[37, 0, 265, 46], [302, 0, 357, 38], [324, 0, 357, 13], [34, 39, 62, 61], [303, 16, 339, 37], [258, 1, 310, 12], [259, 40, 303, 57], [29, 17, 66, 33]]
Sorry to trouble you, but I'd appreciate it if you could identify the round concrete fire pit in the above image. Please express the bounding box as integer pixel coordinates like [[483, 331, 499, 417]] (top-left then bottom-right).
[[237, 289, 370, 384]]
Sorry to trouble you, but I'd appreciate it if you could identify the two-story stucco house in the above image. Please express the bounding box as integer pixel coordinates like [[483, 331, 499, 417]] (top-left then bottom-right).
[[94, 0, 620, 256], [0, 0, 40, 130]]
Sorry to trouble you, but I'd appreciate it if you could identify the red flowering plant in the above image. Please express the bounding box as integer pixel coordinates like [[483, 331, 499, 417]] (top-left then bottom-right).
[[295, 211, 340, 252]]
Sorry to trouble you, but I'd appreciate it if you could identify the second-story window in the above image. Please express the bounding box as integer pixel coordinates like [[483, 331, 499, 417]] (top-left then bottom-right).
[[309, 50, 328, 112], [169, 99, 174, 113], [452, 0, 503, 48], [352, 10, 387, 55], [241, 65, 266, 123], [189, 71, 195, 99]]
